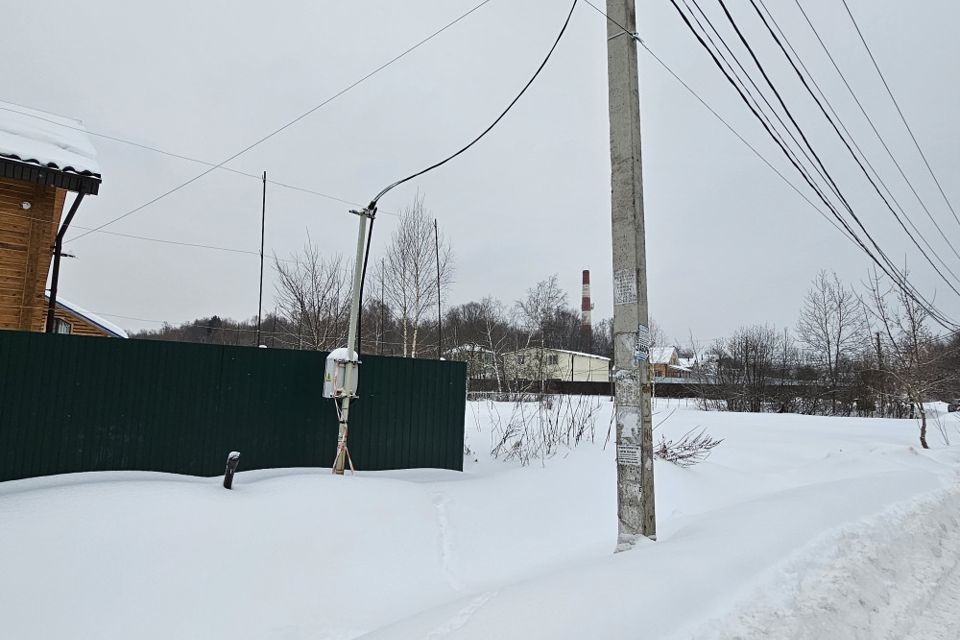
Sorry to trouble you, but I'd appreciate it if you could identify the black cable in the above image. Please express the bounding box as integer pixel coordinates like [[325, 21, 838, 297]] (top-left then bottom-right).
[[839, 0, 960, 231], [756, 0, 960, 268], [732, 0, 960, 295], [705, 0, 959, 325], [355, 213, 375, 364], [367, 0, 579, 209], [580, 0, 854, 242], [667, 0, 957, 329], [351, 0, 579, 356], [590, 0, 923, 318], [785, 1, 960, 257], [680, 0, 835, 209], [64, 0, 495, 243]]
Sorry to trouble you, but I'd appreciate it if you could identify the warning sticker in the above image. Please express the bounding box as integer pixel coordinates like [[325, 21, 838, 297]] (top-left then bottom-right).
[[613, 269, 637, 306], [617, 444, 641, 466]]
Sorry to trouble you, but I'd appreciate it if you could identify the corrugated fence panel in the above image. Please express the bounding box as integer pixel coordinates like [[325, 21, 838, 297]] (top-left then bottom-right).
[[0, 331, 466, 482]]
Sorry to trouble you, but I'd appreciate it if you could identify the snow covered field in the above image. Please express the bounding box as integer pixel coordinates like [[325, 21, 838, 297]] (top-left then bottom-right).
[[2, 398, 959, 639]]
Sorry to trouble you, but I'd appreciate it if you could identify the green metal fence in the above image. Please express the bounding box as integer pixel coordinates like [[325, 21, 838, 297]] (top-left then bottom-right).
[[0, 331, 466, 482]]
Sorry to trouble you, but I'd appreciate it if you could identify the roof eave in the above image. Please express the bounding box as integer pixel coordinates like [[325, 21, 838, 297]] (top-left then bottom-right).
[[0, 156, 101, 195]]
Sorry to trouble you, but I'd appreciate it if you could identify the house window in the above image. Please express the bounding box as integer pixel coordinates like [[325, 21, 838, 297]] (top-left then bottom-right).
[[547, 354, 559, 366], [53, 318, 72, 335]]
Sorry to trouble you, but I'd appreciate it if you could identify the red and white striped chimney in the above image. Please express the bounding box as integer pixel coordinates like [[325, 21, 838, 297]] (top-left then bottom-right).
[[581, 269, 592, 349]]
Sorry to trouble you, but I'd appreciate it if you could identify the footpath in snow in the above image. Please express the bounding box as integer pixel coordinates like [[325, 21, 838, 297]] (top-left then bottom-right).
[[1, 399, 958, 639]]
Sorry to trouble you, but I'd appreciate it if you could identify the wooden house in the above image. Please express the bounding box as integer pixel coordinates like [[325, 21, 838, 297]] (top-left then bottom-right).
[[45, 295, 127, 338], [0, 101, 102, 332]]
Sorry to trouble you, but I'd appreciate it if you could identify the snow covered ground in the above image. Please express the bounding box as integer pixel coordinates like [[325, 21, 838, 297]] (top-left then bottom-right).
[[1, 398, 959, 639]]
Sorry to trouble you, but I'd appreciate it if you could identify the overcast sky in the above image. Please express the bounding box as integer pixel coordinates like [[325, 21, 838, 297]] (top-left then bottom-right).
[[5, 0, 959, 344]]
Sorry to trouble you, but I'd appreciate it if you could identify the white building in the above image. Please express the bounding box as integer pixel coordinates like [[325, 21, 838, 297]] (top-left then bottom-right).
[[503, 347, 610, 383]]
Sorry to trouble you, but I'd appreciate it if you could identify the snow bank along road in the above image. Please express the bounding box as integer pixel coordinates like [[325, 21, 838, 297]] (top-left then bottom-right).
[[1, 400, 958, 639]]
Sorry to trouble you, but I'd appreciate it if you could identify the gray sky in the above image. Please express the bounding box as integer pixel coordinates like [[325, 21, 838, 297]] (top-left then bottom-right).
[[5, 0, 959, 344]]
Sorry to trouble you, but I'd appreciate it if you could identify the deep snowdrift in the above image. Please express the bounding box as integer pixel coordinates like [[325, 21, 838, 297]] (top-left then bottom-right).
[[1, 400, 958, 639]]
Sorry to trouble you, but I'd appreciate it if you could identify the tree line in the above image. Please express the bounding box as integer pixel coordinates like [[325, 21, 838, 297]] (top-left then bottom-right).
[[132, 195, 613, 371], [687, 269, 959, 447]]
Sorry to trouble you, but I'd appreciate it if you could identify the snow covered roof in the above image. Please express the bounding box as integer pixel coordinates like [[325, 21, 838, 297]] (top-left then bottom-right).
[[648, 346, 678, 365], [0, 101, 101, 178], [47, 296, 127, 338], [446, 343, 495, 355], [510, 347, 610, 362]]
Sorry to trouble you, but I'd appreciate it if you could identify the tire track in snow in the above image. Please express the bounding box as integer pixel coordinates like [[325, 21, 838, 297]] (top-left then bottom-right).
[[433, 493, 463, 591]]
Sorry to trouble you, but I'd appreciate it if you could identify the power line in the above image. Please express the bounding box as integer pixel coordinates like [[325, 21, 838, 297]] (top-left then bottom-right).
[[64, 0, 495, 243], [369, 0, 578, 208], [0, 103, 400, 219], [839, 0, 960, 231], [589, 0, 955, 328], [580, 0, 855, 244], [756, 0, 960, 268], [706, 0, 960, 322], [0, 205, 309, 262], [666, 0, 956, 328], [729, 0, 960, 295]]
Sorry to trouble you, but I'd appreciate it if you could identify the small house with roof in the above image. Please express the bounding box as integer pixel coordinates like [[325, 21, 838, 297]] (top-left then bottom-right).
[[649, 346, 680, 378], [0, 101, 102, 333], [504, 347, 610, 383], [44, 295, 127, 338]]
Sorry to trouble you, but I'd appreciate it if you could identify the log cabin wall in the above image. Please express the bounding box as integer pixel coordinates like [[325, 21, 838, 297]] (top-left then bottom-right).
[[0, 176, 65, 331]]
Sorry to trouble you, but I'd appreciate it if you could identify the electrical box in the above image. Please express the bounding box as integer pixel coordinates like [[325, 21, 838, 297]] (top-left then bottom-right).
[[323, 348, 359, 398]]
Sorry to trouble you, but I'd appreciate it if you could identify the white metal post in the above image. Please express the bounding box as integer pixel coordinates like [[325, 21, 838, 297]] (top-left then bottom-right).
[[333, 208, 372, 475]]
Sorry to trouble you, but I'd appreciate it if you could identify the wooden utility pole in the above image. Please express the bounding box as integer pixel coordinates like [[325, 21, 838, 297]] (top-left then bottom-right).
[[606, 0, 656, 548]]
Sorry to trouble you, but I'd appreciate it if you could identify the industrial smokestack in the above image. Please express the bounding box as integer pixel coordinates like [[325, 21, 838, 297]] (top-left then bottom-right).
[[581, 269, 592, 350]]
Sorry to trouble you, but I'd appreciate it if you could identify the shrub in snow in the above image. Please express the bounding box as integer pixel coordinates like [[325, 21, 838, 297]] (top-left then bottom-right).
[[489, 395, 601, 466], [655, 427, 723, 467]]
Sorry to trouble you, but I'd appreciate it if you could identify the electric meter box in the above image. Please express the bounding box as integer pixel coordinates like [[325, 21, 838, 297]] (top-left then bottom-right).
[[323, 348, 359, 398]]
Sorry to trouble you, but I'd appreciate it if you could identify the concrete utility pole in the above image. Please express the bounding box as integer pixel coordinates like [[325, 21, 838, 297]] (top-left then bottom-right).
[[606, 0, 656, 548]]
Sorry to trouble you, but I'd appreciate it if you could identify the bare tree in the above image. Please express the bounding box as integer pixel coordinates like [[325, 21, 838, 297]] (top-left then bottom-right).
[[378, 194, 454, 358], [797, 270, 869, 414], [862, 267, 950, 448], [446, 296, 512, 391], [274, 238, 350, 351]]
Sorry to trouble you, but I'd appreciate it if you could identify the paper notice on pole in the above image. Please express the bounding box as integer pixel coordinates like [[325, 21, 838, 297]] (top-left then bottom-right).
[[613, 269, 637, 305], [617, 444, 641, 466], [637, 324, 650, 348]]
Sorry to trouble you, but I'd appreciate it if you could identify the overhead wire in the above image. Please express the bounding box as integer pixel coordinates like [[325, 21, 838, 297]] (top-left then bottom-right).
[[0, 104, 400, 221], [351, 0, 580, 354], [580, 0, 854, 243], [703, 0, 958, 326], [665, 0, 957, 328], [755, 0, 960, 268], [368, 0, 579, 208], [839, 0, 960, 231], [727, 0, 960, 296], [63, 0, 496, 243]]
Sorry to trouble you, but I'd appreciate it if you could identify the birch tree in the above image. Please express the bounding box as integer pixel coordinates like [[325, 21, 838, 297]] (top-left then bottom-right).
[[379, 195, 453, 357], [797, 270, 868, 413]]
